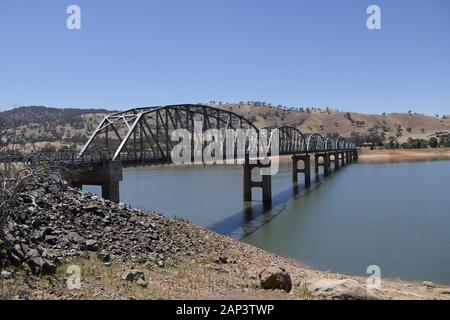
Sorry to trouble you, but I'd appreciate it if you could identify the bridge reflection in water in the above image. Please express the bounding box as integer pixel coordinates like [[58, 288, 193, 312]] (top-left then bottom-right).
[[59, 104, 357, 204]]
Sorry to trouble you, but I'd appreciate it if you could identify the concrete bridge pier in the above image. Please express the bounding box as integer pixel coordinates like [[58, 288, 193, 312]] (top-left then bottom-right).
[[340, 151, 346, 167], [353, 149, 358, 162], [315, 153, 330, 177], [243, 161, 272, 204], [333, 151, 340, 171], [65, 161, 123, 203], [292, 154, 311, 187], [101, 181, 120, 203]]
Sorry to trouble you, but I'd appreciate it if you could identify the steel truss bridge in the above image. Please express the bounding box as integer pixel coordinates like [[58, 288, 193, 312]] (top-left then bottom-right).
[[76, 104, 355, 163], [7, 104, 358, 204]]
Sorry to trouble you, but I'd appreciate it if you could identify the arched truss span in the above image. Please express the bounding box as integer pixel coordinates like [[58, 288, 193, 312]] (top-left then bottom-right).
[[336, 137, 348, 151], [305, 133, 325, 153], [79, 104, 259, 161], [79, 104, 357, 163], [261, 126, 308, 155], [325, 136, 337, 151]]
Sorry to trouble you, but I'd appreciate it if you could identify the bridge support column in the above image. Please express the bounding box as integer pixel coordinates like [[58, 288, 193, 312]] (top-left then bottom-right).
[[314, 153, 330, 177], [324, 153, 331, 176], [64, 161, 123, 203], [334, 151, 341, 171], [353, 149, 358, 162], [70, 181, 83, 189], [243, 161, 272, 204], [292, 154, 311, 187], [101, 181, 120, 203], [314, 154, 319, 175]]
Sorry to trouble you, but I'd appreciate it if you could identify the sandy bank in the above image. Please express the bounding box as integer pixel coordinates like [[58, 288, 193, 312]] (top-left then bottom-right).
[[359, 148, 450, 163]]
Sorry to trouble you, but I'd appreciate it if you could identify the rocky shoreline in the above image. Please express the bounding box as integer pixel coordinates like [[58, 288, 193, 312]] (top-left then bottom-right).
[[1, 179, 450, 300]]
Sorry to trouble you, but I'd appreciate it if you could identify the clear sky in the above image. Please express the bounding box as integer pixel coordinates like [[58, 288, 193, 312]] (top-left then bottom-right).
[[1, 0, 449, 115]]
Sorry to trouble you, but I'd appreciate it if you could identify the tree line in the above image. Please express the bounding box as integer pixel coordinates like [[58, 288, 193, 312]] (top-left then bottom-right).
[[349, 130, 450, 149]]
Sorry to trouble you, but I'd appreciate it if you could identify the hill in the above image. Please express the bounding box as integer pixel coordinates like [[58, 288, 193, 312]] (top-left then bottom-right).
[[1, 104, 449, 151], [214, 103, 450, 144], [0, 106, 111, 150]]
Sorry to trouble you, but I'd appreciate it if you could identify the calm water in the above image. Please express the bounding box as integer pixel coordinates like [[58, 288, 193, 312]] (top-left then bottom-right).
[[86, 160, 450, 284]]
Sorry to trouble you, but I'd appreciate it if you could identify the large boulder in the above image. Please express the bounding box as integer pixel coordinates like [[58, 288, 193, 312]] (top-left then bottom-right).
[[83, 240, 99, 252], [27, 257, 57, 275], [308, 279, 381, 300], [259, 266, 292, 292]]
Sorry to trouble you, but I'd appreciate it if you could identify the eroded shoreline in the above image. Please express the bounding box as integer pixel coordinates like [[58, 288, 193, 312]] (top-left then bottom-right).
[[1, 178, 449, 300]]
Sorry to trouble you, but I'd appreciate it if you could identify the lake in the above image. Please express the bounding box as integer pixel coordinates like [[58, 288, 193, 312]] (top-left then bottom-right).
[[85, 159, 450, 284]]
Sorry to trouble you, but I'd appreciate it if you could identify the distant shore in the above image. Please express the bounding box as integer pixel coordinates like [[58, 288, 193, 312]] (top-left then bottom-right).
[[359, 148, 450, 163]]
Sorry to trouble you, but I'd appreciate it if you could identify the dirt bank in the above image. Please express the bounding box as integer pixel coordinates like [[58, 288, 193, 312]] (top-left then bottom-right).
[[1, 179, 449, 300], [359, 148, 450, 163]]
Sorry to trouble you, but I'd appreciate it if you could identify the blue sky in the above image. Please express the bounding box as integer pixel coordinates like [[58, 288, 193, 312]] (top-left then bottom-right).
[[0, 0, 449, 115]]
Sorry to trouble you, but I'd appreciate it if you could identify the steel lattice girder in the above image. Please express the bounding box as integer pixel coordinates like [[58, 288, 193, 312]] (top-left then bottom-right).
[[79, 104, 356, 162]]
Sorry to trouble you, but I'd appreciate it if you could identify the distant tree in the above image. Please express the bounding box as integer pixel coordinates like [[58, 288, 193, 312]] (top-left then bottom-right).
[[438, 134, 450, 147], [349, 132, 364, 147], [385, 136, 399, 149], [429, 137, 438, 148], [402, 137, 428, 149]]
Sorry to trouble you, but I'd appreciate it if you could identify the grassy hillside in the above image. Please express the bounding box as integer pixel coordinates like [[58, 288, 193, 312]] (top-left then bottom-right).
[[214, 103, 450, 142], [1, 104, 449, 151]]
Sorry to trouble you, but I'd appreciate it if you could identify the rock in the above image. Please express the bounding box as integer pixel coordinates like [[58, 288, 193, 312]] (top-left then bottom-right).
[[45, 235, 58, 245], [215, 256, 228, 264], [9, 245, 25, 264], [4, 178, 216, 272], [67, 232, 82, 243], [97, 251, 111, 262], [136, 279, 148, 288], [121, 269, 145, 282], [26, 249, 40, 259], [422, 281, 435, 288], [259, 266, 292, 292], [308, 279, 381, 300], [27, 257, 57, 275], [84, 240, 99, 252], [1, 271, 14, 279]]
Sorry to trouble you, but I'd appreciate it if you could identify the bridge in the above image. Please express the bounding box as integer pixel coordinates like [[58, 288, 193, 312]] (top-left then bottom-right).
[[69, 104, 357, 203], [13, 104, 358, 204]]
